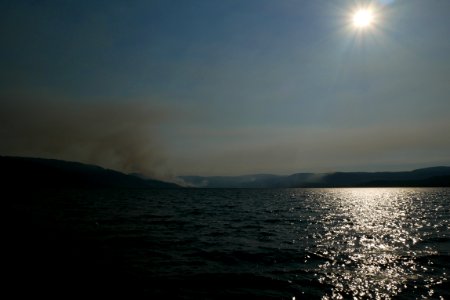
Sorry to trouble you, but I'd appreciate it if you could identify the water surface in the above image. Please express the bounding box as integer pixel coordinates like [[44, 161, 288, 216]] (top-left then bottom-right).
[[8, 188, 450, 299]]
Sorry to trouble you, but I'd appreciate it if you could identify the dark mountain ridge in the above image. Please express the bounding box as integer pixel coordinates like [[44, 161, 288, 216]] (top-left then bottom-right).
[[180, 167, 450, 188], [0, 156, 179, 188], [2, 155, 449, 188]]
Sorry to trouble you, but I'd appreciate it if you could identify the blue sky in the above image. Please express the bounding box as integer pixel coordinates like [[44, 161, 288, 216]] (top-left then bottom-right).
[[1, 0, 450, 177]]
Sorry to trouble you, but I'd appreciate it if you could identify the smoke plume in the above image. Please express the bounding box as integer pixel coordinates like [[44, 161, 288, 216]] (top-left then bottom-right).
[[0, 94, 170, 179]]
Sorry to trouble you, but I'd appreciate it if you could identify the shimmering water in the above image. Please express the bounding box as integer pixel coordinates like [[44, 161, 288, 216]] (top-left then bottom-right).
[[8, 188, 450, 299]]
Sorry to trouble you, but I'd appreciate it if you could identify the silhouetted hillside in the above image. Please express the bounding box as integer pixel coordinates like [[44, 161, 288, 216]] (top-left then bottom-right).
[[2, 156, 448, 189], [0, 156, 179, 188], [180, 167, 450, 188], [362, 175, 450, 187]]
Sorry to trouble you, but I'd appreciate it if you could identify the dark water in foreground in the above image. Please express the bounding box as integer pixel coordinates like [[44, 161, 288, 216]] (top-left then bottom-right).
[[6, 188, 450, 299]]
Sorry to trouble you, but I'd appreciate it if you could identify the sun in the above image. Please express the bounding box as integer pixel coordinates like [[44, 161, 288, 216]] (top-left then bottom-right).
[[352, 9, 375, 28]]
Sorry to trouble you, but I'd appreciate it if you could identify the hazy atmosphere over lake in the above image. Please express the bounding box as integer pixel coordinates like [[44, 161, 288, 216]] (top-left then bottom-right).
[[3, 2, 450, 299], [1, 0, 450, 177]]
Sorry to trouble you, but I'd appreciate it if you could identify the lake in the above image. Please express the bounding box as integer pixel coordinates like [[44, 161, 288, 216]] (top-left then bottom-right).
[[6, 188, 450, 299]]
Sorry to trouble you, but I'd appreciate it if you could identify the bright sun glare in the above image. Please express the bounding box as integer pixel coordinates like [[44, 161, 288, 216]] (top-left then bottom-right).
[[352, 9, 375, 28]]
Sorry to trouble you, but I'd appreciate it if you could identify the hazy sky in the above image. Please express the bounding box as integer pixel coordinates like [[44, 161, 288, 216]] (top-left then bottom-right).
[[1, 0, 450, 178]]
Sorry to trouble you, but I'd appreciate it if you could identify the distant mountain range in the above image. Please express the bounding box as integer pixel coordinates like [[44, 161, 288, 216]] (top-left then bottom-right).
[[180, 167, 450, 188], [0, 156, 179, 188], [2, 156, 449, 189]]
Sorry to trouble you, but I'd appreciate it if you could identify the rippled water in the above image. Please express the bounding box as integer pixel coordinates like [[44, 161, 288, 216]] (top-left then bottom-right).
[[9, 188, 450, 299], [305, 189, 449, 299]]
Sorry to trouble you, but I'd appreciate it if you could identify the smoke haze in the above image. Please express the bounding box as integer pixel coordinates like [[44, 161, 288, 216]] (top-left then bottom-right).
[[0, 94, 170, 179]]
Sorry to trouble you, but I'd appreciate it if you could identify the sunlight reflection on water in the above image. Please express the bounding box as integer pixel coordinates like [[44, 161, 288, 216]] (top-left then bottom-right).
[[306, 188, 445, 299]]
